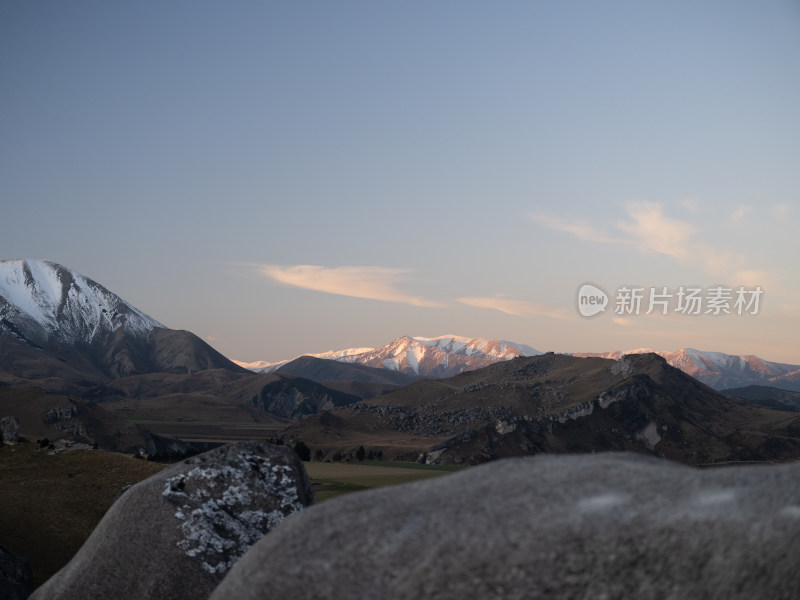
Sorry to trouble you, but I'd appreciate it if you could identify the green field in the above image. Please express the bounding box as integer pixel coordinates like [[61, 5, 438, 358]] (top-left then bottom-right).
[[305, 460, 460, 501]]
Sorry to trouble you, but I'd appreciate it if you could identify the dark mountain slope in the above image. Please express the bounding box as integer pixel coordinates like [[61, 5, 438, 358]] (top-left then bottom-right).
[[275, 356, 418, 386], [286, 353, 800, 466], [274, 356, 418, 399], [0, 259, 247, 385], [720, 385, 800, 412]]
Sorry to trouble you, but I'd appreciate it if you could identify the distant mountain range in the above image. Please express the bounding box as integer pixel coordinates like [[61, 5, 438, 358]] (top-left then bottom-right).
[[3, 258, 799, 464], [239, 338, 800, 392], [237, 335, 542, 378], [574, 348, 800, 392]]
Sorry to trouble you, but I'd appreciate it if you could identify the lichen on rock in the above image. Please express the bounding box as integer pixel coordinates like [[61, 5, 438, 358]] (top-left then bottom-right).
[[162, 450, 308, 574]]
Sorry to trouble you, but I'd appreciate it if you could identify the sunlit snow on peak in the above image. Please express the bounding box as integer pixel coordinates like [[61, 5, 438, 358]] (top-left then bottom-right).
[[0, 259, 163, 345]]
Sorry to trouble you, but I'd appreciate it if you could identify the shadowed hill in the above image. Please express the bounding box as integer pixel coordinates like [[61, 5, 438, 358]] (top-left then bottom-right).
[[285, 353, 800, 466], [720, 385, 800, 412], [274, 356, 419, 399]]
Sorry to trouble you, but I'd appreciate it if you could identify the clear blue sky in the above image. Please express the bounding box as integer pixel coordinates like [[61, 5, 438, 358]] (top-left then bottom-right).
[[2, 1, 799, 363]]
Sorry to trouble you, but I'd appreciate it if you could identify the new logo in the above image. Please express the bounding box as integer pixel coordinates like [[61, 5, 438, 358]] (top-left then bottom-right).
[[577, 283, 609, 317]]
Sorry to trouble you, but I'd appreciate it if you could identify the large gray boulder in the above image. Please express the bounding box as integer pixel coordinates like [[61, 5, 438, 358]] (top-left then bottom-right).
[[0, 545, 33, 600], [211, 453, 800, 600], [31, 442, 313, 600]]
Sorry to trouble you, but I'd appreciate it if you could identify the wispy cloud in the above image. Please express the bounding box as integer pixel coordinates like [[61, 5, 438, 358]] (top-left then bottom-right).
[[259, 264, 443, 307], [532, 201, 768, 285], [530, 213, 619, 243], [617, 201, 696, 261], [617, 202, 765, 282], [458, 296, 569, 319], [729, 204, 751, 225]]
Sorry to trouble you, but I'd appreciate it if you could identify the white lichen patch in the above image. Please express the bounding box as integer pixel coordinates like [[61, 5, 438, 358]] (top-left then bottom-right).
[[635, 421, 661, 450], [162, 450, 306, 575]]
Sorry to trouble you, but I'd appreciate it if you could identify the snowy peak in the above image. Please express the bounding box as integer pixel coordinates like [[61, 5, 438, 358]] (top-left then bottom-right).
[[575, 347, 800, 391], [670, 348, 798, 381], [0, 259, 247, 380], [235, 346, 376, 373], [241, 335, 541, 378], [411, 335, 540, 359], [350, 335, 541, 375], [0, 259, 163, 346]]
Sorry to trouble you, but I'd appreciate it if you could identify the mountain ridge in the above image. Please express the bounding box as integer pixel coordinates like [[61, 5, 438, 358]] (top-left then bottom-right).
[[574, 347, 800, 391], [284, 352, 800, 466], [239, 336, 800, 392], [237, 334, 542, 378], [0, 259, 245, 382]]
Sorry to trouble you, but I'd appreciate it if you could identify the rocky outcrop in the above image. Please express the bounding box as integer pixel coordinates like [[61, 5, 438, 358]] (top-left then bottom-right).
[[417, 379, 653, 464], [30, 442, 314, 600], [210, 453, 800, 600], [0, 545, 33, 600], [40, 404, 89, 439], [251, 378, 360, 419], [351, 403, 518, 437], [0, 416, 20, 443]]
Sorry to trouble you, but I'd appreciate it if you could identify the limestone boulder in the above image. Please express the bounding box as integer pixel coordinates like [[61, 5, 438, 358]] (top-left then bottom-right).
[[31, 442, 313, 600], [211, 452, 800, 600]]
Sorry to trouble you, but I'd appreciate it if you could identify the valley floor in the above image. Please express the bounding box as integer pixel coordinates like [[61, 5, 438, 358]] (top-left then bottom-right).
[[306, 460, 460, 501]]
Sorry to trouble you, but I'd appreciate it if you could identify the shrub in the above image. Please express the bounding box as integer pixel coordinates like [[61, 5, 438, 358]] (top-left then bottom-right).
[[293, 441, 311, 462]]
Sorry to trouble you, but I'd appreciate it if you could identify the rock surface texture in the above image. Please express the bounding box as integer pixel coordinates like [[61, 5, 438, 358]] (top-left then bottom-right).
[[30, 442, 313, 600], [210, 452, 800, 600], [0, 544, 33, 600]]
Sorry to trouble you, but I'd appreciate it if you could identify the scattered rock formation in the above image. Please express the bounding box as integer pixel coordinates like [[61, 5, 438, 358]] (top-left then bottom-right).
[[210, 453, 800, 600], [30, 442, 314, 600]]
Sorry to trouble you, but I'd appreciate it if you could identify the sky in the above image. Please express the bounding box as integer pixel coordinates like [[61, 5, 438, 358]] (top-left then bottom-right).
[[1, 1, 799, 364]]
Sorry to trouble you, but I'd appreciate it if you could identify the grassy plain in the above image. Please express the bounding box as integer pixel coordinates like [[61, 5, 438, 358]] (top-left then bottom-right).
[[305, 460, 460, 501]]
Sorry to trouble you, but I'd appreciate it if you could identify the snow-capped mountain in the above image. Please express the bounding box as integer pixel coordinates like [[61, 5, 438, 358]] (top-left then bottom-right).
[[574, 348, 800, 391], [238, 335, 541, 378], [0, 259, 163, 347], [0, 259, 245, 381], [236, 346, 375, 372]]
